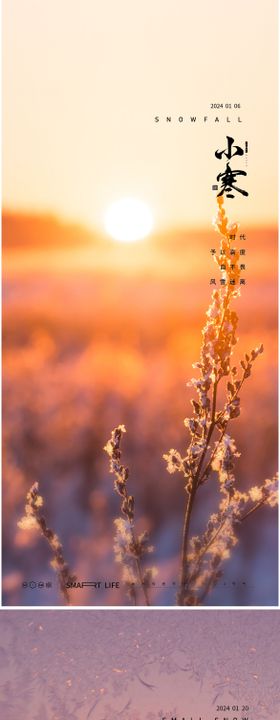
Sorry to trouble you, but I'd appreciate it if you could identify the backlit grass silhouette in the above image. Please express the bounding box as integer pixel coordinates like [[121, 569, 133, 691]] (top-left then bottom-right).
[[105, 197, 278, 606]]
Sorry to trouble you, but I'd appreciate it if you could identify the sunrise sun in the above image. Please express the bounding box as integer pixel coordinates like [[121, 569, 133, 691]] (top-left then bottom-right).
[[104, 197, 154, 243]]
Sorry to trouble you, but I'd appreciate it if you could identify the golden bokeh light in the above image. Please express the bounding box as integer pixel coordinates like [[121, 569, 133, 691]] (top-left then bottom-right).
[[104, 197, 154, 242]]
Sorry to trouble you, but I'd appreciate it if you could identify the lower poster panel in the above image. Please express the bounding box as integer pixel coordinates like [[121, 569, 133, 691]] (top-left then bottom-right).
[[0, 609, 279, 720]]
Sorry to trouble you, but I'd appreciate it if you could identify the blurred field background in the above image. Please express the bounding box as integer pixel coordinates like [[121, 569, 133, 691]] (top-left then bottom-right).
[[2, 212, 278, 606]]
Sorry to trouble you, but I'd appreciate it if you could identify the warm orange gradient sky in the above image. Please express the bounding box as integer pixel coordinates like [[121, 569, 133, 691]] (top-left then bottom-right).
[[3, 0, 278, 231]]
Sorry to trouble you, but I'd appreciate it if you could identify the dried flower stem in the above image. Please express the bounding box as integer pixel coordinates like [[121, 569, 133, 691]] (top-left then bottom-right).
[[240, 494, 275, 522], [164, 196, 277, 606], [178, 289, 229, 604], [120, 484, 151, 606], [18, 482, 75, 604], [104, 425, 156, 606]]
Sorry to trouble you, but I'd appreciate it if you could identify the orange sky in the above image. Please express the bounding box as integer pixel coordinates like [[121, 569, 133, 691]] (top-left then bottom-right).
[[3, 0, 278, 232]]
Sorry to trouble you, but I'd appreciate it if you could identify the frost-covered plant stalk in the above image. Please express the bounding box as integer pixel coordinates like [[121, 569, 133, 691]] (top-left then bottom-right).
[[104, 425, 157, 605], [18, 482, 76, 604], [105, 196, 277, 606], [164, 196, 278, 605]]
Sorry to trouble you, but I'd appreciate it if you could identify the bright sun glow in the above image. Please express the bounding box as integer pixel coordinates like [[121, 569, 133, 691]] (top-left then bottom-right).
[[104, 197, 154, 242]]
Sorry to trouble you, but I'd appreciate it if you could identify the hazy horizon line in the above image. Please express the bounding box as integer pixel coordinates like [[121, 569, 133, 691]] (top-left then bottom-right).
[[2, 205, 278, 236]]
